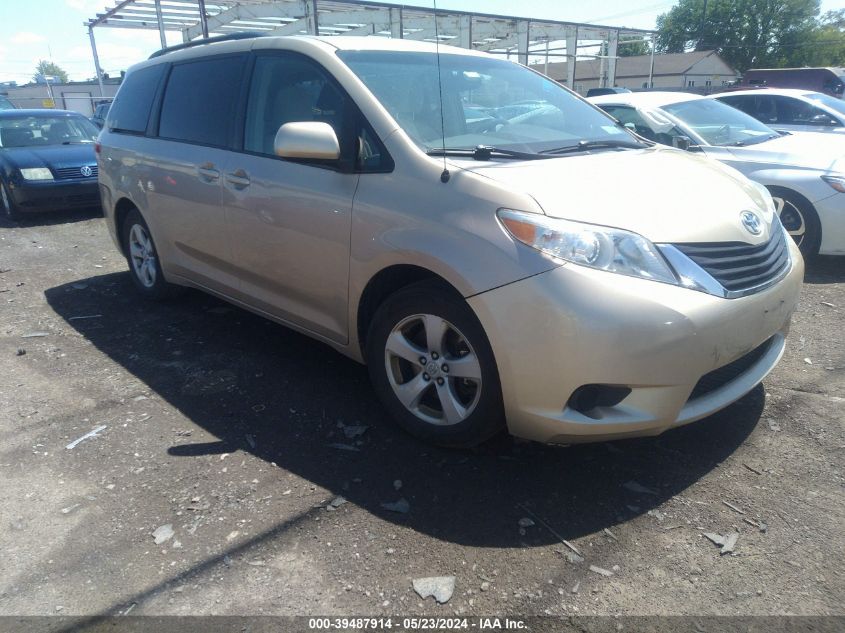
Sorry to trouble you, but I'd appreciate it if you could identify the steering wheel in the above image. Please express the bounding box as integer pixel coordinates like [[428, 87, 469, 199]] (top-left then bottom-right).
[[477, 117, 509, 134], [715, 124, 731, 143]]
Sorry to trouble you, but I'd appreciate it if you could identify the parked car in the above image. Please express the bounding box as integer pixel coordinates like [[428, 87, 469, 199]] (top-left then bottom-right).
[[714, 89, 845, 134], [90, 102, 111, 128], [590, 91, 845, 257], [0, 95, 15, 110], [740, 67, 845, 99], [0, 109, 100, 220], [586, 87, 632, 98], [98, 35, 802, 447]]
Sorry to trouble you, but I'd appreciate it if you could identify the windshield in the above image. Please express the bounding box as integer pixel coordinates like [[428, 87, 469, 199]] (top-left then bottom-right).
[[804, 92, 845, 118], [337, 50, 634, 154], [0, 115, 99, 148], [662, 98, 777, 146]]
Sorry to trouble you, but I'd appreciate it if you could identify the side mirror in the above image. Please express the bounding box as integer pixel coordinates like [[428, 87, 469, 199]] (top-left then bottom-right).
[[809, 113, 837, 127], [274, 122, 340, 160], [672, 135, 692, 151]]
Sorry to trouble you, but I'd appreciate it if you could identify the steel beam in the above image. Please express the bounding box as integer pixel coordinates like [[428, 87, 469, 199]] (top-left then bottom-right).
[[88, 27, 105, 97]]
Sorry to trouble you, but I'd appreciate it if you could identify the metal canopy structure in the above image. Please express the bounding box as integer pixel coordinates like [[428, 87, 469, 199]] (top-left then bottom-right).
[[85, 0, 655, 96]]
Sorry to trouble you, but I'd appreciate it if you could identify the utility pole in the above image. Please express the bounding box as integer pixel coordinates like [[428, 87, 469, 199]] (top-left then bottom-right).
[[698, 0, 709, 49]]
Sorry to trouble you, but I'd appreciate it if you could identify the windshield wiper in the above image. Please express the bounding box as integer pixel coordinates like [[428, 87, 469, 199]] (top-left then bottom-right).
[[727, 134, 780, 147], [426, 145, 554, 161], [540, 139, 647, 155]]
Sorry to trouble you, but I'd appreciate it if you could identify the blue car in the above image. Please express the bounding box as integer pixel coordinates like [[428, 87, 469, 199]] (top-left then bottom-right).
[[0, 109, 100, 220]]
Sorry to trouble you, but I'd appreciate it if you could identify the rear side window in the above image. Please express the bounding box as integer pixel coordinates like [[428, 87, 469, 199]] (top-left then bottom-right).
[[107, 64, 165, 134], [159, 55, 246, 147]]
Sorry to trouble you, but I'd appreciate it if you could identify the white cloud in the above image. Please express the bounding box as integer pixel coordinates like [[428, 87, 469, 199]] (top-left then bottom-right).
[[11, 31, 47, 44], [65, 0, 105, 13]]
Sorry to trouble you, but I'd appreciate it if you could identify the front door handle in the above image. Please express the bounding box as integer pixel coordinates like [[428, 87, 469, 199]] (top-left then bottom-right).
[[197, 163, 220, 182], [225, 169, 250, 189]]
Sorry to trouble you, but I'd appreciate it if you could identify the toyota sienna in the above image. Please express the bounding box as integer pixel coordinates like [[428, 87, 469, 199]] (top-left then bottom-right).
[[97, 35, 803, 447]]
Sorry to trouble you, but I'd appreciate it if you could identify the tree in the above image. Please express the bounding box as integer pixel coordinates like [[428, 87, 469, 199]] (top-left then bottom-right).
[[791, 10, 845, 67], [33, 60, 68, 84], [617, 37, 652, 57], [600, 36, 651, 61], [656, 0, 822, 71]]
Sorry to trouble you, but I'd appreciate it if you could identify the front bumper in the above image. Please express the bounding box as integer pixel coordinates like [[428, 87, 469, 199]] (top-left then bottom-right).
[[816, 192, 845, 255], [9, 179, 100, 212], [467, 239, 804, 444]]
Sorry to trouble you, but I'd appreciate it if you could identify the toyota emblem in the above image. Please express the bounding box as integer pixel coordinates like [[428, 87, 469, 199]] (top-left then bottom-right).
[[80, 165, 93, 177], [740, 210, 762, 236]]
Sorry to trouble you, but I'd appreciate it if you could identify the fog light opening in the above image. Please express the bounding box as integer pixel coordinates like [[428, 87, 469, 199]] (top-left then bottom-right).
[[568, 385, 632, 417]]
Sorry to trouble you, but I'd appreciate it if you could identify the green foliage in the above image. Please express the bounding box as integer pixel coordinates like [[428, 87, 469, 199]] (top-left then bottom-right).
[[654, 0, 841, 71], [617, 37, 651, 57], [34, 60, 69, 84]]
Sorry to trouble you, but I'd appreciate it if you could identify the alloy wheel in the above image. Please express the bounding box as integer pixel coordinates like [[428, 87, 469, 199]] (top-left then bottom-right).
[[384, 313, 483, 426], [1, 184, 10, 218], [128, 223, 157, 288], [773, 195, 805, 248]]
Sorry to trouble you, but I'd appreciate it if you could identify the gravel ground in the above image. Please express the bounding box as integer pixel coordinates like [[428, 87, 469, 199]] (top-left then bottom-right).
[[0, 209, 843, 618]]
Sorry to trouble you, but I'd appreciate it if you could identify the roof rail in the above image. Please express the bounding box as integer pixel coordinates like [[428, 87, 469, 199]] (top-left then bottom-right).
[[148, 31, 266, 59]]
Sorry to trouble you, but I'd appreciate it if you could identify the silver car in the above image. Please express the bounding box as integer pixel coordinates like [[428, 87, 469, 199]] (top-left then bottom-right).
[[98, 36, 802, 447], [591, 91, 845, 257], [715, 89, 845, 135]]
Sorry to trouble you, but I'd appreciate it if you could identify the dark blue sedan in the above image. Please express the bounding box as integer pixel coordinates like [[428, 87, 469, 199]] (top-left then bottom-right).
[[0, 109, 100, 220]]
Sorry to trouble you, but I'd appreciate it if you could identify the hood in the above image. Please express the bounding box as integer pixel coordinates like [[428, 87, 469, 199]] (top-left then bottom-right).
[[2, 144, 96, 170], [726, 131, 845, 173], [462, 146, 776, 245]]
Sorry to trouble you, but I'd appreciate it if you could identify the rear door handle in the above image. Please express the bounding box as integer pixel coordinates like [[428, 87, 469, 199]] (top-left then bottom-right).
[[225, 169, 250, 189], [197, 163, 220, 182]]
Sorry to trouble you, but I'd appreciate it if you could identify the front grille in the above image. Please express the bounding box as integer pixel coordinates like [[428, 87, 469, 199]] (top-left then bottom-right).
[[688, 337, 773, 401], [673, 226, 789, 293], [53, 165, 98, 180]]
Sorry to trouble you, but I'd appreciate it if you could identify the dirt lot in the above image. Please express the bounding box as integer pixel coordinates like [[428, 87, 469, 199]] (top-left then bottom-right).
[[0, 209, 843, 620]]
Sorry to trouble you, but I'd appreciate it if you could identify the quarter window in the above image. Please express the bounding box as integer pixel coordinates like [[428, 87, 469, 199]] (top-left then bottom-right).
[[107, 64, 165, 134], [158, 56, 246, 147]]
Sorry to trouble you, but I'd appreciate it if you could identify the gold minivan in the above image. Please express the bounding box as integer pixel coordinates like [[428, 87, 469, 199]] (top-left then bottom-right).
[[98, 35, 803, 446]]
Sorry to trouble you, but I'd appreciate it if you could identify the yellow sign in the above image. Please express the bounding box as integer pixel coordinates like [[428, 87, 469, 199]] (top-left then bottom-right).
[[42, 98, 55, 108]]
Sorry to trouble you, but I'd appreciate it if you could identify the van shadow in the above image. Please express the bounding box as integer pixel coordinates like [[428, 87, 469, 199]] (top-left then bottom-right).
[[45, 272, 764, 548]]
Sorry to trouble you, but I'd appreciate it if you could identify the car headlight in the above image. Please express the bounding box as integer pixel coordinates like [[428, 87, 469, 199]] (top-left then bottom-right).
[[821, 174, 845, 193], [19, 167, 53, 181], [498, 209, 678, 285], [750, 181, 776, 214]]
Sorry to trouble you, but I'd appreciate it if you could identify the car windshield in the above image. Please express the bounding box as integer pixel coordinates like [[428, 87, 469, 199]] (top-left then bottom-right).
[[662, 98, 777, 146], [804, 92, 845, 117], [0, 115, 99, 148], [337, 50, 636, 154]]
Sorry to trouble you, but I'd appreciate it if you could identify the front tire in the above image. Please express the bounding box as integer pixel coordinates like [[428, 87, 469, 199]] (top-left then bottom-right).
[[0, 179, 21, 221], [120, 208, 182, 300], [768, 187, 821, 258], [366, 281, 505, 447]]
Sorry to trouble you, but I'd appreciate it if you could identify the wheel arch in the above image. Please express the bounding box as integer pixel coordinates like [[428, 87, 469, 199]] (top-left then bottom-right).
[[355, 264, 463, 358], [763, 184, 822, 255], [113, 197, 139, 256]]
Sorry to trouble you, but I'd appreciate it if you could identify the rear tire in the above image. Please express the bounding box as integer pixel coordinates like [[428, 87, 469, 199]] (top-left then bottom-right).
[[767, 186, 821, 258], [120, 208, 183, 300], [0, 179, 21, 221], [366, 280, 505, 447]]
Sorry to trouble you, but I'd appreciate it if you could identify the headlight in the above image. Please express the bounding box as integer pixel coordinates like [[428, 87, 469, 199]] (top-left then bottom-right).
[[498, 209, 678, 285], [19, 167, 53, 181], [821, 174, 845, 193], [750, 181, 776, 214]]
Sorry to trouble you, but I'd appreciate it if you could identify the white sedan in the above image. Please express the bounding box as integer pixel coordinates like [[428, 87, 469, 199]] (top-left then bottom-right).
[[589, 91, 845, 257], [714, 88, 845, 135]]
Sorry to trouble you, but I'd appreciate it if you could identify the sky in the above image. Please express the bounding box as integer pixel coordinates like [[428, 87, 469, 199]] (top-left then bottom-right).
[[0, 0, 841, 84]]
